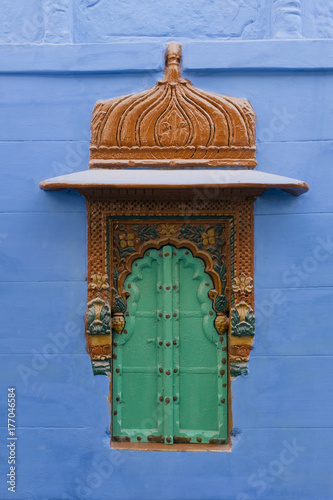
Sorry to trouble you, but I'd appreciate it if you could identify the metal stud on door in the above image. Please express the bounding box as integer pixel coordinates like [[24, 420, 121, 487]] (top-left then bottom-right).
[[162, 247, 174, 444]]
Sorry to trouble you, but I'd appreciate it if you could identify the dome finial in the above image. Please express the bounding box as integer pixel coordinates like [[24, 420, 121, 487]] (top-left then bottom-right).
[[164, 41, 182, 82], [89, 40, 257, 168]]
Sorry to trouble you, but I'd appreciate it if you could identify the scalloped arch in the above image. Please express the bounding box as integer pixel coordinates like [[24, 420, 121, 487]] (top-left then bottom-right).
[[121, 246, 219, 346], [118, 237, 222, 296]]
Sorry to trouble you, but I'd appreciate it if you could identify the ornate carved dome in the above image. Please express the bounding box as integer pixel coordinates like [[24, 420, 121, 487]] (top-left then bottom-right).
[[89, 42, 257, 168]]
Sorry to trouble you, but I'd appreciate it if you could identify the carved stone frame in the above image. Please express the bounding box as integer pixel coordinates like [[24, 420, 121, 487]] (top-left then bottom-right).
[[81, 188, 256, 450]]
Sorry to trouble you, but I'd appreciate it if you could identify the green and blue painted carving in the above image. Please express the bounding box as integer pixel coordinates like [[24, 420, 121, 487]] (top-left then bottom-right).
[[112, 270, 127, 313], [134, 224, 159, 242], [178, 224, 205, 247], [206, 225, 228, 313], [92, 359, 111, 377], [86, 298, 111, 335], [231, 303, 255, 337], [230, 361, 248, 378]]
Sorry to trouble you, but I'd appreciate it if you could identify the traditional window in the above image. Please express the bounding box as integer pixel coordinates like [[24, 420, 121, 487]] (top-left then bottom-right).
[[40, 42, 308, 451]]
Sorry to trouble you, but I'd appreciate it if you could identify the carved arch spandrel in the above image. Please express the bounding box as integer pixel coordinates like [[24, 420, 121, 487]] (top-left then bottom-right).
[[117, 238, 221, 296], [111, 219, 232, 295]]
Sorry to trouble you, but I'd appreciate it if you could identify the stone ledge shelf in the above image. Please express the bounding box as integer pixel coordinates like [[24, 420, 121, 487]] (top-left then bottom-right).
[[40, 169, 309, 197], [2, 40, 333, 74]]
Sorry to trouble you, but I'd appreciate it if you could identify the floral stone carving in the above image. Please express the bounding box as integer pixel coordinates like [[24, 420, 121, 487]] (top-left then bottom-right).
[[232, 274, 253, 295], [89, 274, 109, 291]]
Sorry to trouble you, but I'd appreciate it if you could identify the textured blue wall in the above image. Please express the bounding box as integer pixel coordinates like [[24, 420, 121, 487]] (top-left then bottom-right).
[[1, 1, 333, 499]]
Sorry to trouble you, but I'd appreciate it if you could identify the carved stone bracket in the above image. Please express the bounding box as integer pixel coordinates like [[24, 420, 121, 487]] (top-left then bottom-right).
[[230, 274, 255, 378], [85, 298, 112, 376]]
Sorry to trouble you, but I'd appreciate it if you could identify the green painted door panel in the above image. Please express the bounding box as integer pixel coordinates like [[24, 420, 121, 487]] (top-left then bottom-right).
[[112, 255, 162, 442], [174, 248, 228, 444], [112, 245, 228, 445]]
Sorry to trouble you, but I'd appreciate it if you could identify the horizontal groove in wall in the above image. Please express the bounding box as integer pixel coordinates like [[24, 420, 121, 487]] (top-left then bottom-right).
[[0, 40, 332, 74], [0, 280, 87, 284]]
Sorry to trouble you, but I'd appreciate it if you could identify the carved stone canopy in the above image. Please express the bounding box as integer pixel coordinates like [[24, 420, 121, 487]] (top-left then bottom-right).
[[90, 42, 256, 168], [40, 41, 308, 196]]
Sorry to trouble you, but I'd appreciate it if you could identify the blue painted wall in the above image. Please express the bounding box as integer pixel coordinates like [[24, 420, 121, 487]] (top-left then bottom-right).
[[1, 1, 333, 499]]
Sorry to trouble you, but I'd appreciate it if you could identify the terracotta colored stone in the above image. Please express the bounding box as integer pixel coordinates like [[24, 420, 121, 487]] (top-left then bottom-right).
[[89, 42, 257, 168]]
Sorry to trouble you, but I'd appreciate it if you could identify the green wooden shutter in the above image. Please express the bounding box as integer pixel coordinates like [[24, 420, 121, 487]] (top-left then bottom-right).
[[112, 245, 228, 445]]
